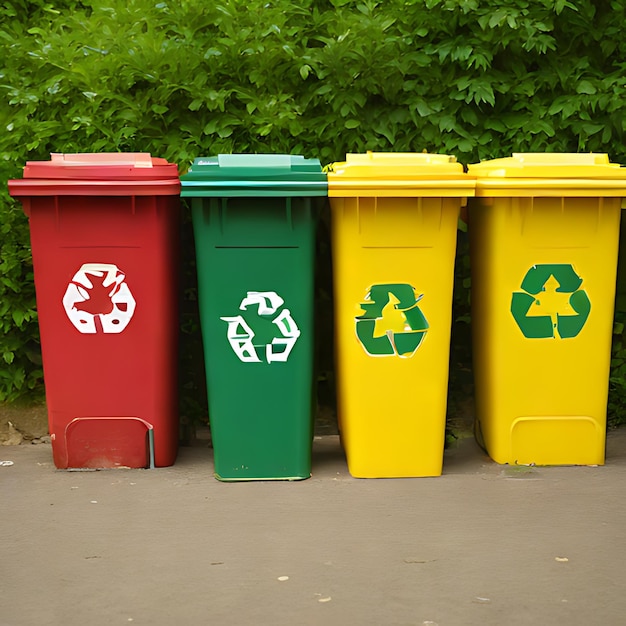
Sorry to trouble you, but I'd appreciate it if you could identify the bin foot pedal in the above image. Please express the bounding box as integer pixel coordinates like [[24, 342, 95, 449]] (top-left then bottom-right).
[[63, 416, 155, 469]]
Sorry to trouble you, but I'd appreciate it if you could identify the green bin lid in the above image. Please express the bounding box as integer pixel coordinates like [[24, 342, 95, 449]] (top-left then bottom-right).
[[180, 154, 327, 197]]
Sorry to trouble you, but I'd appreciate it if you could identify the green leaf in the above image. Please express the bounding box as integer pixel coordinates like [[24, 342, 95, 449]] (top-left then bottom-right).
[[12, 310, 24, 327], [415, 100, 433, 117], [217, 126, 234, 138], [581, 123, 604, 135], [577, 81, 597, 95], [488, 10, 507, 28]]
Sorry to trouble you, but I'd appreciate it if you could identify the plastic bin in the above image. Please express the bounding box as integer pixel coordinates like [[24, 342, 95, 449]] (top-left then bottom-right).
[[8, 153, 181, 469], [180, 154, 327, 481], [327, 152, 475, 477], [468, 153, 626, 466]]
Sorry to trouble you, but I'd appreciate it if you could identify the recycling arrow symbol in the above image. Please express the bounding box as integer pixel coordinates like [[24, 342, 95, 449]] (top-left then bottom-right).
[[221, 291, 301, 363], [511, 264, 591, 339], [355, 283, 429, 357]]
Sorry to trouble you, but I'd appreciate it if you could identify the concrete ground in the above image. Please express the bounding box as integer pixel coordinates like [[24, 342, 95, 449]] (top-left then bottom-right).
[[2, 430, 626, 626]]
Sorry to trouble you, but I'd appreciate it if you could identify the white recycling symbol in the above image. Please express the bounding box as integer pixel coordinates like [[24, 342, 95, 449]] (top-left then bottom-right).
[[62, 263, 136, 334], [221, 291, 301, 363]]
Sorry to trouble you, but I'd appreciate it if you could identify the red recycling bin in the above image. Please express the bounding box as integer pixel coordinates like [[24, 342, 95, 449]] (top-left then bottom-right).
[[8, 153, 181, 469]]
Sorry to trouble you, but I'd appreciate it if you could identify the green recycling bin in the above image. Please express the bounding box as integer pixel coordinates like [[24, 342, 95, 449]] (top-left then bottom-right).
[[181, 154, 327, 481]]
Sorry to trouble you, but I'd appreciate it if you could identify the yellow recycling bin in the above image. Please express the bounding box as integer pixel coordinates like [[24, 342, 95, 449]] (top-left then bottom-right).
[[327, 152, 475, 477], [468, 153, 626, 466]]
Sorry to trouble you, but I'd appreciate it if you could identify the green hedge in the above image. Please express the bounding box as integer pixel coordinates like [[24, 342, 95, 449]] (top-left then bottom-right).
[[2, 0, 626, 422]]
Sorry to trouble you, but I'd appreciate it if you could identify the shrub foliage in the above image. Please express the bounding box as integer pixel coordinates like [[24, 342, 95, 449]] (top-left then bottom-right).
[[2, 0, 626, 421]]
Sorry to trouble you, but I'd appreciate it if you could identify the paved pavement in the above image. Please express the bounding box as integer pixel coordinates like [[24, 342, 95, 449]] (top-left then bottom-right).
[[2, 430, 626, 626]]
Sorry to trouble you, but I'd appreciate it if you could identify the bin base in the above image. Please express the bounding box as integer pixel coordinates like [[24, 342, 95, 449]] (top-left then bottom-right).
[[214, 474, 310, 482], [59, 417, 155, 470], [339, 432, 444, 478]]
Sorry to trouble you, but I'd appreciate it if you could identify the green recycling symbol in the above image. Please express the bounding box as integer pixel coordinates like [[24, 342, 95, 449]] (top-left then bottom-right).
[[355, 283, 429, 357], [511, 264, 591, 339]]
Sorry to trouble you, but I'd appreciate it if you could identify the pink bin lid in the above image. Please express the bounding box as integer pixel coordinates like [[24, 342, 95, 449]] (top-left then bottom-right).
[[8, 153, 180, 197]]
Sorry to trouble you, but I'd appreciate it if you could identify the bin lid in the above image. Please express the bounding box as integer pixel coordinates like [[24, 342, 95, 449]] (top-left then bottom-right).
[[180, 154, 327, 197], [468, 153, 626, 197], [8, 153, 180, 197], [326, 151, 475, 197]]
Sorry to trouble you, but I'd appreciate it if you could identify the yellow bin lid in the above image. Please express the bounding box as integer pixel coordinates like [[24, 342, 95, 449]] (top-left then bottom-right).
[[468, 153, 626, 197], [326, 151, 476, 198]]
